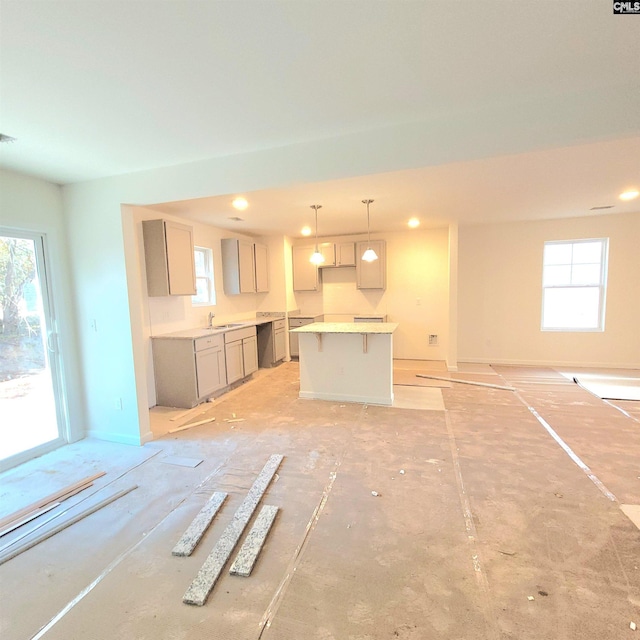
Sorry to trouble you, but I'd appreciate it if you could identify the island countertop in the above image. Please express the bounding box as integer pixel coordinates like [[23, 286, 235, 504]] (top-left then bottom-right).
[[290, 321, 398, 334]]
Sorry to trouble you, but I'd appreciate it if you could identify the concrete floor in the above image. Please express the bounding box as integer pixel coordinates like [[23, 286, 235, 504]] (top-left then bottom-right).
[[1, 361, 640, 639]]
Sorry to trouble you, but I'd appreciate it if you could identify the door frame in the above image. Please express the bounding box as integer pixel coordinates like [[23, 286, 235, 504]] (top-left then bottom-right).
[[0, 228, 69, 472]]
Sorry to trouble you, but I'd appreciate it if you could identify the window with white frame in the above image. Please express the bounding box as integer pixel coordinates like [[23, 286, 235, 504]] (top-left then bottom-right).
[[192, 246, 216, 306], [541, 238, 608, 331]]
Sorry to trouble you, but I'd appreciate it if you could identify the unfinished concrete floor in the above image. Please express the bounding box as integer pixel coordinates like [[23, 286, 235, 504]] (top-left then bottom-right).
[[1, 361, 640, 639]]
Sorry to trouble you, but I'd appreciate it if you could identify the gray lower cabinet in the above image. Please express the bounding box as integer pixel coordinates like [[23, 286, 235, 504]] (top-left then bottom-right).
[[289, 315, 323, 357], [152, 334, 227, 408], [224, 326, 258, 384]]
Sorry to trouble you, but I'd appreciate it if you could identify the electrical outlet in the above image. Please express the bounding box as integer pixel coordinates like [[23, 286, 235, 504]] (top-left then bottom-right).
[[428, 334, 438, 346]]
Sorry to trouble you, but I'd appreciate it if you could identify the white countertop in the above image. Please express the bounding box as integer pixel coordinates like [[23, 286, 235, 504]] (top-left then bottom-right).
[[153, 316, 283, 340], [290, 321, 398, 334]]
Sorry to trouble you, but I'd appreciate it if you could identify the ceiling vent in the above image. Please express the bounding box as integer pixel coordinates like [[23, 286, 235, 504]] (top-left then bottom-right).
[[590, 205, 614, 210], [0, 134, 17, 143]]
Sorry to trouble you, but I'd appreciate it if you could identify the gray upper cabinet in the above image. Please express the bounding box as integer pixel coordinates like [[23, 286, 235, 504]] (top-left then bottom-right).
[[292, 245, 320, 291], [142, 219, 196, 296], [319, 243, 336, 266], [336, 242, 356, 266], [254, 243, 269, 293], [356, 240, 386, 289], [221, 238, 269, 294]]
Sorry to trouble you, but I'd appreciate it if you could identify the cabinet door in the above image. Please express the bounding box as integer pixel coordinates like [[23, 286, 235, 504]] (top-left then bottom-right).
[[165, 221, 197, 295], [254, 243, 269, 293], [238, 240, 256, 293], [292, 246, 320, 291], [196, 348, 227, 397], [336, 242, 355, 266], [319, 243, 336, 266], [274, 329, 286, 362], [243, 335, 258, 376], [356, 240, 386, 289], [225, 340, 244, 384]]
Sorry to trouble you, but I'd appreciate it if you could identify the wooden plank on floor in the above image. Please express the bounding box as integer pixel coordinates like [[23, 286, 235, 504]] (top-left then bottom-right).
[[0, 472, 106, 531], [172, 492, 227, 557], [229, 504, 278, 577], [182, 454, 283, 606], [0, 485, 137, 566]]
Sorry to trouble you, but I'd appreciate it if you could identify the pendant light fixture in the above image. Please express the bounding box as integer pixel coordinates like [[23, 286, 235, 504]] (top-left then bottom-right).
[[309, 205, 325, 265], [361, 199, 378, 262]]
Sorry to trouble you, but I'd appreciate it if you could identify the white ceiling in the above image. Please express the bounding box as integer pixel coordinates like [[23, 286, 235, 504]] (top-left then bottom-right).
[[1, 1, 639, 237]]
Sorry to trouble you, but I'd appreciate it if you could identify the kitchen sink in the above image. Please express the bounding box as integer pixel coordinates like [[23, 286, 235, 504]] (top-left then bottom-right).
[[211, 322, 246, 329]]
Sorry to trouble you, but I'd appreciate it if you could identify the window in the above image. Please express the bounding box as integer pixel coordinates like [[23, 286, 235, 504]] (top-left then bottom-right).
[[192, 246, 215, 306], [541, 238, 608, 331]]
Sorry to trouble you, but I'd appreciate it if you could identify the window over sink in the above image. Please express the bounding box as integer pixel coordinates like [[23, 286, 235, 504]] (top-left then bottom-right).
[[192, 246, 216, 306]]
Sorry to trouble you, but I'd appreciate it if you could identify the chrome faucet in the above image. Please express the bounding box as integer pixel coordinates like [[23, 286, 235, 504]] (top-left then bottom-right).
[[208, 311, 215, 327]]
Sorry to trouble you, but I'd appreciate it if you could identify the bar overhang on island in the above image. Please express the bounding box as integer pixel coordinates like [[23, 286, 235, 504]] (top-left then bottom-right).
[[289, 322, 399, 406]]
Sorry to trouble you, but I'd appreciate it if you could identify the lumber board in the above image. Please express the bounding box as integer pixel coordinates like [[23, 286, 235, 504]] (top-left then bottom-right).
[[0, 485, 137, 566], [0, 472, 105, 531], [0, 503, 60, 538], [168, 417, 215, 434], [183, 454, 283, 606], [415, 374, 515, 391], [229, 505, 278, 577], [172, 492, 227, 557]]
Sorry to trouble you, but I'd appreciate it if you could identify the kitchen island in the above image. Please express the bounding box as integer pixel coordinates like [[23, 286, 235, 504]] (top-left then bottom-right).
[[290, 322, 398, 406]]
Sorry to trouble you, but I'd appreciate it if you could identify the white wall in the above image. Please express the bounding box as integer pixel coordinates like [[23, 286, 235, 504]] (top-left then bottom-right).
[[458, 212, 640, 367], [0, 168, 84, 443], [291, 227, 451, 360]]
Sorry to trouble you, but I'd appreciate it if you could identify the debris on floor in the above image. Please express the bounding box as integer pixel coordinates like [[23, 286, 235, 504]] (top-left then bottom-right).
[[168, 417, 216, 434], [160, 456, 204, 468], [172, 491, 227, 557], [183, 454, 284, 606]]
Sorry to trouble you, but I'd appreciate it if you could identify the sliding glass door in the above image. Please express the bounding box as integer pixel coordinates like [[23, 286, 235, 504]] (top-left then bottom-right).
[[0, 230, 66, 469]]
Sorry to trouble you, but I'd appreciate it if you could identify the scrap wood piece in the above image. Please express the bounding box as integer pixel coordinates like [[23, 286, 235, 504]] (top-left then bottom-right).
[[170, 406, 206, 422], [160, 456, 203, 468], [229, 505, 278, 577], [168, 417, 216, 434], [0, 485, 137, 566], [172, 492, 227, 557], [183, 454, 284, 606], [0, 471, 106, 532], [415, 374, 515, 391], [0, 502, 60, 539]]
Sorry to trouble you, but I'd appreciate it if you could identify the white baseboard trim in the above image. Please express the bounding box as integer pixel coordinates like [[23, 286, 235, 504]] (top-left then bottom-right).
[[87, 429, 146, 447], [298, 390, 393, 406]]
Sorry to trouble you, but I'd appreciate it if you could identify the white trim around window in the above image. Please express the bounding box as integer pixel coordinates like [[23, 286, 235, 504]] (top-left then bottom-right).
[[192, 246, 216, 306], [541, 238, 608, 332]]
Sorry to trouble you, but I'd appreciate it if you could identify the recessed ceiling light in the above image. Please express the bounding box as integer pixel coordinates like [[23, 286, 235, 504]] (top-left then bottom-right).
[[619, 189, 639, 201], [301, 226, 312, 236], [408, 217, 420, 228], [232, 197, 248, 210]]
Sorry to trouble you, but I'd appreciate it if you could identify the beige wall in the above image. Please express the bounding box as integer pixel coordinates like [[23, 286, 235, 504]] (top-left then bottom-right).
[[458, 212, 640, 367]]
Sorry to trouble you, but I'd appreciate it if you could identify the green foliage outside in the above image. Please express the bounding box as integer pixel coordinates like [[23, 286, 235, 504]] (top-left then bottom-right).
[[0, 237, 44, 382]]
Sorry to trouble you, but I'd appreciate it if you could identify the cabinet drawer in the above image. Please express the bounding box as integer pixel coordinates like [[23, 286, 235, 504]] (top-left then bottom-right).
[[224, 325, 257, 343], [195, 334, 224, 352], [273, 318, 286, 331]]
